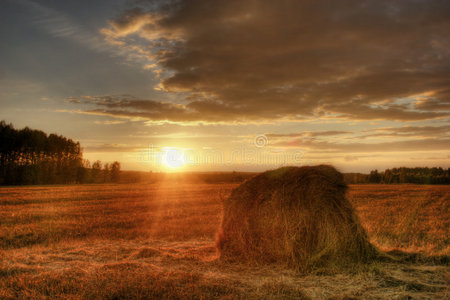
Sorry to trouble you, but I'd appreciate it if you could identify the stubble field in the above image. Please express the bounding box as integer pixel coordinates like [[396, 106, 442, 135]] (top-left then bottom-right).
[[0, 183, 448, 299]]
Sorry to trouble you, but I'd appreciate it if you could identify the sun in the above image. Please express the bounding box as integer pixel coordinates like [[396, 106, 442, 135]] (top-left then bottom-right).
[[161, 148, 186, 169]]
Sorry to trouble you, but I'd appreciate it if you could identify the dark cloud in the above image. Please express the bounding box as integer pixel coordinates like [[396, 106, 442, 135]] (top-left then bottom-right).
[[67, 95, 239, 122], [97, 0, 450, 122]]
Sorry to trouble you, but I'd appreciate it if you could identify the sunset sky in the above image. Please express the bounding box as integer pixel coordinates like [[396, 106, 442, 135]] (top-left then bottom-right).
[[1, 0, 449, 172]]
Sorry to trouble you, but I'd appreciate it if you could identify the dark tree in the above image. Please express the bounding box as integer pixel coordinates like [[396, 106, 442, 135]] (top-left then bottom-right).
[[111, 161, 121, 183], [0, 121, 83, 185], [91, 160, 102, 183]]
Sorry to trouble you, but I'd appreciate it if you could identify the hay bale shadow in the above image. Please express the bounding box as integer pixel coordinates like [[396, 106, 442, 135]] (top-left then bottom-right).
[[380, 249, 449, 265]]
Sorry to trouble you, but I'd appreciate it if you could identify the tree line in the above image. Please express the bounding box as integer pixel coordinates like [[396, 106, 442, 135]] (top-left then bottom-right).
[[344, 167, 450, 184], [0, 121, 120, 185], [1, 121, 449, 185]]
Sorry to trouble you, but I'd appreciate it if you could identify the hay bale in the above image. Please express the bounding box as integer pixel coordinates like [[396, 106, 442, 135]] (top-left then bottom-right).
[[216, 165, 377, 270]]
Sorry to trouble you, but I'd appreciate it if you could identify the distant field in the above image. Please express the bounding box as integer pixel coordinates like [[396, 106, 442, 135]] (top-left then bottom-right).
[[0, 183, 449, 299]]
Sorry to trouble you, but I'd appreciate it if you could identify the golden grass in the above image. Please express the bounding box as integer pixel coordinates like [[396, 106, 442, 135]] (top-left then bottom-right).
[[348, 184, 450, 255], [0, 182, 449, 299]]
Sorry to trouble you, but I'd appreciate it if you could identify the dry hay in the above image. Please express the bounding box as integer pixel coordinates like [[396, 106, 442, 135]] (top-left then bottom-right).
[[216, 165, 377, 271], [131, 247, 160, 259]]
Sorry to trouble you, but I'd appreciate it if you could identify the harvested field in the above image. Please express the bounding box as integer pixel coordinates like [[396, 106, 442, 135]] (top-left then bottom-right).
[[0, 183, 449, 299]]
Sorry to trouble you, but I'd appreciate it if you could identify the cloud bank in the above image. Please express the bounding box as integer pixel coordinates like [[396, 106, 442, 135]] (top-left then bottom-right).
[[88, 0, 450, 123]]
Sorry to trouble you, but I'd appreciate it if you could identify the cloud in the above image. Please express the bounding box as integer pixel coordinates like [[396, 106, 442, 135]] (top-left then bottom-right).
[[321, 101, 448, 121], [93, 120, 127, 125], [66, 95, 212, 123], [107, 8, 154, 37], [358, 125, 450, 139], [66, 95, 257, 123], [266, 125, 450, 151], [16, 0, 106, 52], [65, 97, 81, 104], [96, 0, 450, 123], [267, 131, 351, 138], [83, 144, 140, 153], [414, 96, 450, 112], [274, 137, 450, 153], [14, 0, 156, 70]]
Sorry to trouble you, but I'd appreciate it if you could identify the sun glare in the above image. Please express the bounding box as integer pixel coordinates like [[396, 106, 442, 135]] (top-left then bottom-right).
[[161, 148, 186, 169]]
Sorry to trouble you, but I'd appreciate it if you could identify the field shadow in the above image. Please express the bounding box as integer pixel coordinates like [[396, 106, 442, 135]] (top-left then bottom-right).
[[380, 249, 449, 265]]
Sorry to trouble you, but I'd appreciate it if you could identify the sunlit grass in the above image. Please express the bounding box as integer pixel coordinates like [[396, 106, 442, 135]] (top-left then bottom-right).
[[348, 184, 449, 255], [0, 183, 448, 299]]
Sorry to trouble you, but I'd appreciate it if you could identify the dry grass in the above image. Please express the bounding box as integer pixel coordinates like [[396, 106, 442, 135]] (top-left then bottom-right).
[[0, 182, 449, 299], [348, 184, 450, 256]]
